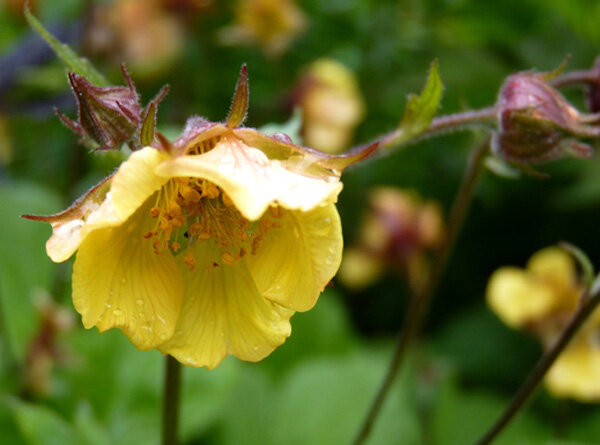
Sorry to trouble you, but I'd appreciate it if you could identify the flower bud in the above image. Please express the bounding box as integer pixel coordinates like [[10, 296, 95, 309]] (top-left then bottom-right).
[[338, 188, 444, 291], [294, 59, 365, 153], [494, 73, 599, 163], [56, 66, 168, 150], [586, 57, 600, 113]]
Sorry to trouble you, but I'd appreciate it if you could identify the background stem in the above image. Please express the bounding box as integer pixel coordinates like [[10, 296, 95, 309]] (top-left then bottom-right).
[[162, 355, 182, 445], [353, 136, 490, 445]]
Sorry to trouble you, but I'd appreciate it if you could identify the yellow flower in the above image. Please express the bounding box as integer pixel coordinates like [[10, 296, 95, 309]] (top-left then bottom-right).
[[486, 247, 600, 401], [25, 67, 376, 369]]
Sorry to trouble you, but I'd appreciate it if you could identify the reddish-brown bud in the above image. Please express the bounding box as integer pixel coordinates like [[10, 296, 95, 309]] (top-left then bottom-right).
[[56, 66, 168, 150], [494, 73, 599, 163], [586, 57, 600, 113]]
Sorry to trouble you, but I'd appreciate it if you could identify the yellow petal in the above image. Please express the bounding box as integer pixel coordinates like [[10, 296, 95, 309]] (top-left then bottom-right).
[[109, 146, 171, 222], [155, 136, 343, 221], [337, 247, 383, 290], [545, 333, 600, 401], [486, 267, 557, 328], [72, 199, 183, 349], [527, 247, 577, 292], [160, 242, 293, 369], [246, 203, 343, 311]]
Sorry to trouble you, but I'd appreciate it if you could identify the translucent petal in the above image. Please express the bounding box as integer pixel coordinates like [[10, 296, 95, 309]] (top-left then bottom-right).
[[246, 204, 342, 311], [545, 333, 600, 401], [486, 267, 557, 328], [110, 147, 170, 221], [155, 136, 343, 221], [160, 242, 293, 369], [72, 199, 183, 349]]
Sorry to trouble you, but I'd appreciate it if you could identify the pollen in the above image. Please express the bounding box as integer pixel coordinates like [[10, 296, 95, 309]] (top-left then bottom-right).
[[144, 176, 281, 269]]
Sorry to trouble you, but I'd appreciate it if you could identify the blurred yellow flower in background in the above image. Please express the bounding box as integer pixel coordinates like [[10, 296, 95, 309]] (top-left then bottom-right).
[[338, 187, 443, 292], [219, 0, 306, 57], [294, 58, 365, 154], [24, 68, 378, 369], [487, 247, 600, 401]]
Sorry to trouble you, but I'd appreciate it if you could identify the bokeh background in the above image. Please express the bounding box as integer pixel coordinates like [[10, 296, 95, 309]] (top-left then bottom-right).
[[3, 0, 600, 443]]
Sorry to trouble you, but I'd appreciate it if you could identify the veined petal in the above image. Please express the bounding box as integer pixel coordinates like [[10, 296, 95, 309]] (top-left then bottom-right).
[[155, 136, 343, 221], [73, 199, 184, 349], [160, 242, 293, 369], [246, 204, 342, 311], [545, 333, 600, 401], [486, 267, 557, 328]]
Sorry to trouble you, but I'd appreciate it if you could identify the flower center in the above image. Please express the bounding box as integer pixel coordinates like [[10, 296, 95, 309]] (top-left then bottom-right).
[[144, 177, 282, 271]]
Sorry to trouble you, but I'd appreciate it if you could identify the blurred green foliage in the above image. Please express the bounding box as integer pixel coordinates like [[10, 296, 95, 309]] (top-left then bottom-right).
[[3, 0, 600, 443]]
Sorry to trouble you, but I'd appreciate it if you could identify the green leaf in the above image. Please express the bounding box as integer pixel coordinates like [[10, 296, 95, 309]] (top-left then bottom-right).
[[271, 349, 420, 445], [24, 8, 108, 87], [8, 398, 79, 445], [0, 182, 63, 363], [431, 377, 551, 445], [396, 59, 443, 145]]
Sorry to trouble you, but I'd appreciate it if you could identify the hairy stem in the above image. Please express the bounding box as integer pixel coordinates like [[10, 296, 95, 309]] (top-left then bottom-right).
[[551, 69, 599, 88], [162, 355, 182, 445], [377, 107, 497, 149], [477, 287, 600, 444], [353, 136, 491, 445]]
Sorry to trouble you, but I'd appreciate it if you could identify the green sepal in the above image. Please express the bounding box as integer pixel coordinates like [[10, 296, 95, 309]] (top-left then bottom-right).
[[559, 242, 595, 289]]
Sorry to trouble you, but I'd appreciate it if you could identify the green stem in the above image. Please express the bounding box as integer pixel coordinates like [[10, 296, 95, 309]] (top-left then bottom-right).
[[476, 287, 600, 445], [377, 107, 497, 150], [162, 355, 182, 445], [353, 136, 491, 445]]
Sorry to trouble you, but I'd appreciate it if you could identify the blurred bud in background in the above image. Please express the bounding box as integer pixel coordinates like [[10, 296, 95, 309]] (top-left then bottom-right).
[[218, 0, 306, 57], [486, 247, 600, 401], [85, 0, 186, 80], [493, 72, 600, 164], [293, 59, 365, 154], [338, 187, 444, 293], [25, 291, 75, 398]]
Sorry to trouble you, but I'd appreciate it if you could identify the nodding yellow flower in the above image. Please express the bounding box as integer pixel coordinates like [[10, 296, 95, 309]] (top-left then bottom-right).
[[24, 66, 376, 369], [486, 247, 600, 401]]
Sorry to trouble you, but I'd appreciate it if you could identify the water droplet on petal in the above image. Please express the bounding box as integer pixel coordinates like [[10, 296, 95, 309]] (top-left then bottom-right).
[[136, 299, 144, 306], [113, 308, 122, 316]]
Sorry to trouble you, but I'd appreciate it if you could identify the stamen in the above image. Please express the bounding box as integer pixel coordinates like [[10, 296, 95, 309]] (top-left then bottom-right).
[[144, 173, 282, 269]]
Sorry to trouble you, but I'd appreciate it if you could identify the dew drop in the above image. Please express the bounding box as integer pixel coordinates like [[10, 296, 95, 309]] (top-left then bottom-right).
[[113, 308, 122, 316], [253, 345, 259, 351], [121, 277, 127, 284], [136, 299, 144, 306]]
